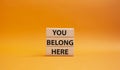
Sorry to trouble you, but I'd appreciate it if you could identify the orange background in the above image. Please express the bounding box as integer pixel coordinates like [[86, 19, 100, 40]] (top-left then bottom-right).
[[0, 0, 120, 70]]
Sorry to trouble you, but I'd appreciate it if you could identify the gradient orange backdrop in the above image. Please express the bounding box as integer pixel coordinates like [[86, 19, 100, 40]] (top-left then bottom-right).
[[0, 0, 120, 70]]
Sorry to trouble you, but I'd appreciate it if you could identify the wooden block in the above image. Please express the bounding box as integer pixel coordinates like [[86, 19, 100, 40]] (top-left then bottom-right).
[[46, 47, 74, 55], [46, 28, 74, 38]]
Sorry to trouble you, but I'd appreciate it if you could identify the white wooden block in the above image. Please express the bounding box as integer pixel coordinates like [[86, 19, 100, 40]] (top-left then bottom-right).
[[46, 38, 74, 46], [46, 28, 74, 38], [46, 47, 74, 55]]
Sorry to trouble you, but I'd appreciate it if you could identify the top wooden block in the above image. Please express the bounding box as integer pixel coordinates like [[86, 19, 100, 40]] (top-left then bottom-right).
[[46, 28, 74, 38]]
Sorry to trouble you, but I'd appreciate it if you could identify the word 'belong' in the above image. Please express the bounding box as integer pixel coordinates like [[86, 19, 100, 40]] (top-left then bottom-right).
[[47, 40, 73, 46]]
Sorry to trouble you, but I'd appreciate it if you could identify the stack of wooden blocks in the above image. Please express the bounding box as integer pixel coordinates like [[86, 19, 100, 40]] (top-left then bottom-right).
[[46, 28, 74, 56]]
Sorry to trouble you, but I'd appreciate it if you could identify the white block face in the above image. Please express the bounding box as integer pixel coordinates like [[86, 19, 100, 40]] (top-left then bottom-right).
[[46, 47, 74, 55], [46, 28, 74, 38], [46, 28, 74, 56]]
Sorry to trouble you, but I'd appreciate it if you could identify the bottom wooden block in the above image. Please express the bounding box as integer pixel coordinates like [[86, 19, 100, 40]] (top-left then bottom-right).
[[46, 47, 74, 56]]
